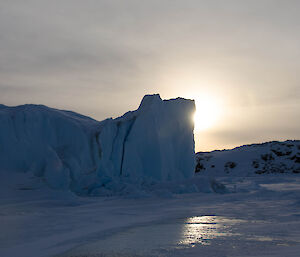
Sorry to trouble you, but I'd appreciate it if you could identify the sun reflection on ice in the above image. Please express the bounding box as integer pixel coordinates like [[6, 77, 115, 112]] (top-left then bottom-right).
[[178, 216, 243, 246], [58, 215, 246, 257]]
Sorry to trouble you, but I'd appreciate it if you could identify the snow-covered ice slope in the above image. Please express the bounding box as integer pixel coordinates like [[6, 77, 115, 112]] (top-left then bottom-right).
[[0, 94, 195, 195], [195, 140, 300, 176]]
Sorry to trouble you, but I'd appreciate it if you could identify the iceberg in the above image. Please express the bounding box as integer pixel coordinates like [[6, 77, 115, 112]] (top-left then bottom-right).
[[0, 94, 195, 195]]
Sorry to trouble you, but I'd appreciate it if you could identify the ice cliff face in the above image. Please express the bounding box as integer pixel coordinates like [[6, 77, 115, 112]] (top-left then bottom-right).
[[195, 140, 300, 176], [0, 94, 195, 195]]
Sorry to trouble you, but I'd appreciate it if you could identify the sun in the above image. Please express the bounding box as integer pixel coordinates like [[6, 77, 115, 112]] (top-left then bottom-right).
[[193, 95, 221, 131]]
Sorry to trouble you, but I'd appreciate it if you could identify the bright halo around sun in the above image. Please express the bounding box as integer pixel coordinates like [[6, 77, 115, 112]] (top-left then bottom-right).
[[193, 95, 221, 131]]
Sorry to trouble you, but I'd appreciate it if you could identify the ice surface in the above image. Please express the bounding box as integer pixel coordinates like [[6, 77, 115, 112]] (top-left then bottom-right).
[[1, 175, 300, 257], [0, 94, 195, 195]]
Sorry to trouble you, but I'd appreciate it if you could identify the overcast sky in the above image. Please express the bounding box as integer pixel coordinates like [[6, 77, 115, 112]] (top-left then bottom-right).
[[1, 0, 299, 151]]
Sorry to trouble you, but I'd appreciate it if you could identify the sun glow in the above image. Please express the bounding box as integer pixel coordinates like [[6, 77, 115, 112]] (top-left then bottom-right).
[[193, 94, 221, 131], [159, 73, 223, 132]]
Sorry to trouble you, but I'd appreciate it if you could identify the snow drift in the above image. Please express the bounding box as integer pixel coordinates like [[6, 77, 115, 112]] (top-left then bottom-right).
[[0, 94, 195, 195]]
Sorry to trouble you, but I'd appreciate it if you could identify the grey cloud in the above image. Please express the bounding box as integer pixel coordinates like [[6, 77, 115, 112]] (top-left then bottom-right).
[[0, 0, 299, 150]]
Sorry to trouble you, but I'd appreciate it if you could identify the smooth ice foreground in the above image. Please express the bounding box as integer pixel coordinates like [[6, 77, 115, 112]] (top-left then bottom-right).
[[1, 175, 300, 257], [0, 94, 195, 195], [58, 215, 245, 257], [48, 176, 300, 257]]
